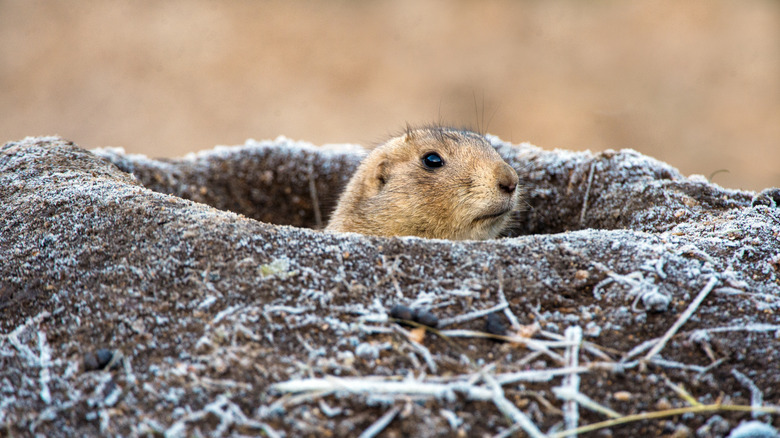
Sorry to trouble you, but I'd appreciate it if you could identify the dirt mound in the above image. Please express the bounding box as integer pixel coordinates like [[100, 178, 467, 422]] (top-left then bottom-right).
[[1, 136, 778, 436]]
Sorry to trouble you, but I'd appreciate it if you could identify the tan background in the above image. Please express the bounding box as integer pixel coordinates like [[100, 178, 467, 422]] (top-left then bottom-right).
[[1, 0, 778, 191]]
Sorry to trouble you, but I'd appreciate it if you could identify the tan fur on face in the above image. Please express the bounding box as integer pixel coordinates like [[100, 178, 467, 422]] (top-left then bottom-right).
[[326, 126, 521, 240]]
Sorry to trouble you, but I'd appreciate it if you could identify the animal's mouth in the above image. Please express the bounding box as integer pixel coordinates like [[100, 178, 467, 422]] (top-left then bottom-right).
[[474, 208, 510, 223]]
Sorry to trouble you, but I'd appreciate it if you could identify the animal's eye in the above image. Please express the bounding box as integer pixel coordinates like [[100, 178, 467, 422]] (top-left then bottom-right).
[[422, 152, 444, 169]]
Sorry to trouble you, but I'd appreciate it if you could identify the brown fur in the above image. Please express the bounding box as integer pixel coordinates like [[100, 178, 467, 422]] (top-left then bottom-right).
[[326, 126, 520, 240]]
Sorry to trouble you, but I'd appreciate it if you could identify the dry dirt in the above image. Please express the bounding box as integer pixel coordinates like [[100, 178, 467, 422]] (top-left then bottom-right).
[[1, 135, 779, 437], [1, 1, 779, 191]]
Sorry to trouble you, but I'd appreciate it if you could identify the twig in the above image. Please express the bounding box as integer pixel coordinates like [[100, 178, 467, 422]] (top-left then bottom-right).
[[561, 326, 582, 432], [4, 311, 51, 365], [714, 287, 780, 304], [642, 276, 718, 362], [689, 323, 780, 337], [493, 422, 524, 438], [266, 390, 334, 413], [547, 403, 780, 438], [271, 376, 491, 402], [552, 386, 621, 419], [620, 337, 659, 362], [307, 161, 323, 229], [358, 405, 402, 438], [437, 329, 566, 364], [649, 358, 709, 374], [318, 399, 343, 418], [483, 372, 545, 438], [664, 378, 702, 406], [579, 160, 596, 226], [540, 330, 615, 361], [496, 366, 590, 385], [437, 302, 509, 328], [37, 330, 52, 405], [358, 324, 394, 335], [731, 369, 764, 418], [391, 325, 438, 372], [212, 304, 243, 324], [513, 351, 544, 367], [440, 409, 463, 429], [264, 305, 314, 315], [30, 400, 78, 432], [496, 268, 521, 328], [601, 271, 670, 312], [165, 395, 272, 438], [696, 358, 727, 377]]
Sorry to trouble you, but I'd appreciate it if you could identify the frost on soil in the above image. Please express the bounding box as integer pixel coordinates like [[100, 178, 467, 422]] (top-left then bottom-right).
[[1, 135, 779, 437]]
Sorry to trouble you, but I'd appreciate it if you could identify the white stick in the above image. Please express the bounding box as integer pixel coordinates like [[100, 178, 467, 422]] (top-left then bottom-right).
[[307, 161, 323, 229], [496, 366, 590, 385], [37, 330, 52, 405], [392, 325, 437, 373], [358, 405, 401, 438], [271, 376, 493, 402], [496, 268, 521, 328], [437, 302, 508, 328], [553, 387, 621, 419], [691, 323, 780, 336], [438, 329, 565, 363], [483, 372, 545, 438], [561, 326, 582, 432], [579, 160, 596, 226], [643, 276, 718, 362], [731, 369, 764, 418]]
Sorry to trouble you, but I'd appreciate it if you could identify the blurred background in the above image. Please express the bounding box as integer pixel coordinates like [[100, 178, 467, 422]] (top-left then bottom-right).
[[1, 0, 778, 191]]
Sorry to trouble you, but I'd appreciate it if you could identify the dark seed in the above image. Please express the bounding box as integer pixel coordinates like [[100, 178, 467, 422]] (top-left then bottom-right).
[[412, 309, 439, 328], [485, 313, 508, 338], [83, 348, 116, 371], [389, 304, 413, 322]]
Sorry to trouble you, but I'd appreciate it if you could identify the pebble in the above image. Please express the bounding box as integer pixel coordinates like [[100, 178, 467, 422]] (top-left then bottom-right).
[[389, 304, 413, 322], [412, 308, 439, 328], [388, 304, 439, 328], [83, 348, 118, 371], [485, 312, 508, 337]]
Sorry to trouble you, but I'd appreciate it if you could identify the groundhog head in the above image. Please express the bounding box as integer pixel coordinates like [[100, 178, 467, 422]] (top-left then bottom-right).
[[327, 126, 520, 240]]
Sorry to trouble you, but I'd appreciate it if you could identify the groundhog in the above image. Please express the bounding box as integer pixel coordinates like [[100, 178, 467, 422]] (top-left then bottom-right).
[[326, 126, 520, 240]]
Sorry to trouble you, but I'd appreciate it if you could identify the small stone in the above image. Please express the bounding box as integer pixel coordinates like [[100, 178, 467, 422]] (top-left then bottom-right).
[[670, 424, 691, 438], [485, 312, 508, 338], [408, 327, 426, 344], [389, 304, 413, 322], [412, 308, 439, 328], [655, 397, 672, 410], [612, 390, 631, 401], [83, 348, 117, 371]]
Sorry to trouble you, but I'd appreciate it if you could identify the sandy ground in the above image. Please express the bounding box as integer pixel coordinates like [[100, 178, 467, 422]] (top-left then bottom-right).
[[2, 137, 779, 436], [1, 0, 778, 191]]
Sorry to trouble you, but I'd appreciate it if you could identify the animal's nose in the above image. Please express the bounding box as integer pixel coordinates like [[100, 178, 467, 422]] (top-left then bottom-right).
[[497, 164, 518, 194]]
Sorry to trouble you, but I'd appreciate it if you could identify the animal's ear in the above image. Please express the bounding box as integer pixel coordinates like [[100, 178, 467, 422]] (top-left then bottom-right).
[[375, 159, 389, 188], [404, 123, 416, 141], [366, 158, 390, 196]]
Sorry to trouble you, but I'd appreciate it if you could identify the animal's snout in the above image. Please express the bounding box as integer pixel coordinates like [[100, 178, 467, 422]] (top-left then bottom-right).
[[496, 164, 519, 195]]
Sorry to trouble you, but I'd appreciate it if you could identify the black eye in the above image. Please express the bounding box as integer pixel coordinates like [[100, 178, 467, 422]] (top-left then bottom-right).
[[422, 152, 444, 169]]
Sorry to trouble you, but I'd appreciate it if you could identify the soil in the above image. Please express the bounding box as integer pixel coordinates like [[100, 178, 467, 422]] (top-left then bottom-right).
[[1, 135, 779, 437]]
